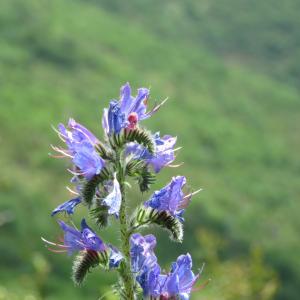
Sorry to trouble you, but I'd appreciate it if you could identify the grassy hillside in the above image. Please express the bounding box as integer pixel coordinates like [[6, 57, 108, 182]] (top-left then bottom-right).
[[0, 0, 299, 299], [97, 0, 300, 88]]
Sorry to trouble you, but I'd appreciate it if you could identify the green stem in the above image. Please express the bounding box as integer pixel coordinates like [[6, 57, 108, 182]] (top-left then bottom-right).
[[117, 151, 135, 300]]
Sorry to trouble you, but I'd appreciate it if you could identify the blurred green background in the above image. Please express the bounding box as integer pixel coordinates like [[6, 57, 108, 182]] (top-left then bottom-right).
[[0, 0, 299, 299]]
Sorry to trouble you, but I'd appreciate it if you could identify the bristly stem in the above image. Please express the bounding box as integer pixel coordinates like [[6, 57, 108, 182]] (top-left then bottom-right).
[[116, 149, 135, 300]]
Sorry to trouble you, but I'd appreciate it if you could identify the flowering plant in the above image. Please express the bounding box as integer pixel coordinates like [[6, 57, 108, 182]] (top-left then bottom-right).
[[43, 83, 203, 299]]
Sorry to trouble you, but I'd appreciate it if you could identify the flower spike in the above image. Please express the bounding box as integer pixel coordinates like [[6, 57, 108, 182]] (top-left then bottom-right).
[[44, 83, 205, 299]]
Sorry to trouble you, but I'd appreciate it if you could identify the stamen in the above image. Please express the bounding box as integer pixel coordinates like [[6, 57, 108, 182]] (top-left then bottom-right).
[[51, 124, 67, 142], [48, 248, 68, 253], [167, 162, 184, 168], [184, 189, 202, 199], [173, 147, 182, 152], [41, 237, 69, 248], [192, 278, 211, 292], [67, 169, 84, 176], [51, 145, 73, 158], [48, 153, 67, 158], [146, 97, 168, 117], [66, 186, 79, 195]]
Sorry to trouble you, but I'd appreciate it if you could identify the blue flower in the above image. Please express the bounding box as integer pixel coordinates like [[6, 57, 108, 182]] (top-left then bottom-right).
[[160, 254, 200, 300], [126, 132, 177, 173], [72, 141, 105, 180], [130, 233, 157, 273], [144, 176, 189, 221], [57, 118, 99, 152], [102, 173, 122, 217], [102, 83, 166, 135], [148, 133, 177, 173], [42, 219, 106, 255], [51, 197, 81, 216], [130, 234, 161, 296], [80, 219, 106, 252], [137, 263, 161, 297], [107, 100, 126, 135], [108, 245, 123, 269], [52, 119, 105, 180], [136, 253, 200, 300]]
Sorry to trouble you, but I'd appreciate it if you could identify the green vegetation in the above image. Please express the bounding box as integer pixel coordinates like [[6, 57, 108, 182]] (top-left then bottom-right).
[[0, 0, 299, 299], [98, 0, 300, 88]]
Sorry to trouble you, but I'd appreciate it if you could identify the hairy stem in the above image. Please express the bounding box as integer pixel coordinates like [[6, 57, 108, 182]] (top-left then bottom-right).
[[117, 151, 135, 300]]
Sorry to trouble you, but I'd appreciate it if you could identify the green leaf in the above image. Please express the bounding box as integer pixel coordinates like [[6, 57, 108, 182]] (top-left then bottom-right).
[[130, 206, 184, 242]]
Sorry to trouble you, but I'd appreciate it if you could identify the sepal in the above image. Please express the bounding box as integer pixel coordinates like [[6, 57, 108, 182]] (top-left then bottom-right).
[[72, 249, 109, 285], [136, 165, 156, 192], [112, 280, 128, 300], [126, 159, 156, 192], [109, 128, 155, 154], [95, 142, 114, 160], [90, 204, 109, 228], [130, 206, 183, 242], [82, 167, 111, 206], [125, 158, 145, 176]]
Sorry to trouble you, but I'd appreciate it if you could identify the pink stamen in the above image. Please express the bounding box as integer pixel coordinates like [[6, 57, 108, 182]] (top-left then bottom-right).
[[48, 248, 67, 253], [192, 278, 210, 292], [58, 236, 65, 243]]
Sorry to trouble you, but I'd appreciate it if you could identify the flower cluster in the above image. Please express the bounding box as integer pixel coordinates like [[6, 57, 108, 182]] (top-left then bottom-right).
[[130, 234, 199, 300], [43, 83, 203, 299]]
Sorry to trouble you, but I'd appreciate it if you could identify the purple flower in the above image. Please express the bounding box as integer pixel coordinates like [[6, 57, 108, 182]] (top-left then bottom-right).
[[51, 197, 81, 216], [102, 83, 166, 135], [102, 173, 122, 217], [130, 233, 157, 273], [130, 234, 161, 296], [157, 254, 199, 300], [129, 235, 200, 299], [138, 263, 161, 297], [72, 141, 105, 180], [136, 253, 199, 299], [52, 119, 105, 180], [126, 132, 177, 173], [108, 245, 123, 269], [149, 133, 177, 173], [106, 100, 126, 135], [42, 219, 106, 255], [144, 176, 201, 222], [57, 118, 99, 151], [80, 219, 106, 252]]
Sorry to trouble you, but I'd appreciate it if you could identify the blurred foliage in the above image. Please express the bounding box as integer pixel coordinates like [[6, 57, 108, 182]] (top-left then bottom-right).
[[97, 0, 300, 88], [195, 229, 278, 300], [0, 0, 299, 299]]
